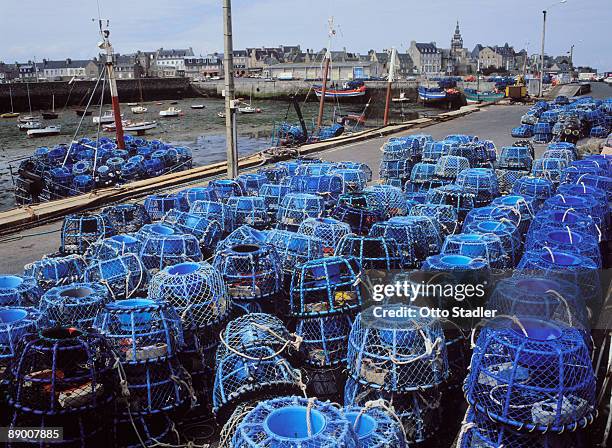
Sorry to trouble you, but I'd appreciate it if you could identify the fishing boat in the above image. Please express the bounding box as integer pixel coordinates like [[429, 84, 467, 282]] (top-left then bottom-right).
[[125, 121, 157, 133], [417, 86, 447, 103], [131, 106, 147, 114], [314, 81, 367, 99], [42, 94, 59, 119], [392, 92, 411, 102], [18, 115, 38, 123], [191, 104, 205, 109], [238, 105, 257, 114], [27, 125, 61, 138], [127, 102, 138, 107], [17, 120, 43, 131], [218, 111, 226, 118], [93, 110, 122, 124], [1, 85, 20, 118], [170, 101, 179, 105], [463, 88, 505, 104], [159, 106, 181, 117]]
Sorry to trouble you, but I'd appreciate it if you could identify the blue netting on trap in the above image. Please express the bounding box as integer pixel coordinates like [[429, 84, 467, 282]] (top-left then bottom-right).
[[212, 349, 305, 421], [0, 307, 40, 365], [335, 161, 373, 182], [456, 168, 500, 206], [236, 173, 268, 196], [84, 253, 149, 300], [408, 163, 437, 191], [328, 168, 368, 192], [591, 126, 610, 138], [335, 235, 404, 270], [0, 275, 42, 307], [289, 256, 363, 317], [495, 168, 531, 194], [277, 193, 325, 230], [347, 306, 448, 392], [159, 209, 224, 253], [556, 183, 609, 225], [208, 179, 245, 202], [511, 125, 534, 138], [143, 193, 186, 220], [343, 404, 408, 448], [441, 233, 508, 269], [258, 165, 289, 184], [149, 261, 231, 330], [227, 196, 270, 230], [382, 140, 412, 161], [331, 201, 384, 235], [362, 185, 407, 218], [531, 158, 568, 184], [137, 224, 203, 272], [582, 154, 611, 175], [232, 396, 357, 448], [511, 176, 554, 203], [526, 227, 601, 266], [497, 146, 533, 171], [94, 298, 183, 362], [388, 215, 443, 261], [379, 159, 413, 182], [487, 276, 588, 329], [23, 254, 86, 291], [434, 155, 470, 180], [61, 213, 115, 254], [463, 220, 522, 267], [176, 186, 218, 208], [85, 233, 142, 263], [368, 221, 417, 268], [101, 203, 151, 234], [213, 243, 282, 302], [570, 174, 612, 201], [542, 194, 606, 236], [72, 174, 94, 193], [447, 143, 478, 167], [294, 162, 337, 176], [7, 327, 114, 414], [491, 195, 535, 234], [40, 282, 109, 328], [542, 148, 575, 164], [285, 174, 345, 204], [190, 200, 234, 232], [218, 225, 268, 250], [259, 183, 291, 217], [264, 229, 324, 274], [426, 184, 475, 222], [528, 209, 601, 247], [465, 318, 596, 433], [463, 205, 520, 229], [421, 254, 490, 287], [294, 314, 354, 367], [422, 141, 456, 163], [344, 377, 441, 444], [297, 217, 352, 254]]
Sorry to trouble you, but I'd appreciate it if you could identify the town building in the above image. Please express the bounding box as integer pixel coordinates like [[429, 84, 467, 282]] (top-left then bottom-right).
[[39, 59, 98, 81], [263, 60, 376, 81], [154, 48, 194, 72], [408, 41, 442, 75]]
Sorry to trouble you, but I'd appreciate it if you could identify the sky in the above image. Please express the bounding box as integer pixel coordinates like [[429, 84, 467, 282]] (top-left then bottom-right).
[[1, 0, 610, 70]]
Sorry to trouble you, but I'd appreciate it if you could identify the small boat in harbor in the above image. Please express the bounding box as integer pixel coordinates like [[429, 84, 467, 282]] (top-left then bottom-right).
[[314, 81, 367, 99], [27, 125, 61, 138], [127, 102, 138, 107], [238, 105, 257, 114], [218, 111, 226, 118], [93, 110, 122, 124], [392, 92, 411, 102], [42, 94, 59, 119], [463, 88, 505, 104], [159, 106, 181, 117], [131, 106, 147, 114], [103, 120, 158, 135], [17, 120, 43, 131], [18, 115, 39, 123], [1, 85, 20, 118], [418, 86, 447, 103], [191, 104, 205, 109]]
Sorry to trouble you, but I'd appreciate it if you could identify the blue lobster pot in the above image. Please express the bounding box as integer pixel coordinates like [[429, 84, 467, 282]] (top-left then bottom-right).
[[441, 233, 507, 268], [137, 145, 154, 158], [532, 157, 568, 184], [277, 193, 325, 230], [40, 282, 109, 328], [330, 168, 367, 191], [0, 307, 39, 362], [294, 314, 354, 367], [422, 140, 455, 162], [113, 298, 152, 331], [177, 186, 217, 208], [151, 149, 169, 168], [259, 183, 291, 217], [208, 178, 244, 202], [72, 160, 92, 175], [86, 233, 141, 262], [227, 195, 269, 229], [72, 174, 94, 193], [219, 313, 294, 359], [297, 217, 352, 254], [543, 194, 606, 234], [128, 154, 145, 165], [425, 184, 475, 222], [491, 194, 535, 233], [456, 168, 500, 206], [143, 193, 186, 220], [542, 147, 575, 163], [331, 200, 384, 235], [34, 146, 50, 161], [265, 229, 324, 275], [363, 185, 407, 218], [464, 220, 522, 266], [528, 209, 600, 243], [160, 209, 223, 252], [61, 212, 115, 255], [527, 227, 601, 266], [286, 174, 345, 203], [369, 221, 418, 267], [48, 145, 68, 165], [137, 223, 203, 271], [189, 200, 234, 232], [410, 203, 461, 236], [335, 235, 404, 270], [497, 146, 533, 170], [422, 254, 489, 273], [142, 158, 164, 177], [409, 163, 437, 190], [434, 155, 471, 180], [112, 149, 129, 160], [379, 159, 412, 181], [335, 161, 373, 182], [344, 405, 407, 448], [236, 173, 268, 196], [106, 156, 125, 172], [258, 165, 289, 184], [512, 176, 554, 203], [121, 161, 141, 180], [101, 202, 151, 234], [84, 253, 148, 300], [95, 165, 114, 185], [382, 140, 411, 161], [232, 396, 357, 448], [218, 225, 268, 250], [0, 275, 41, 307], [294, 162, 336, 176], [388, 215, 443, 261], [75, 148, 95, 162], [23, 254, 86, 291]]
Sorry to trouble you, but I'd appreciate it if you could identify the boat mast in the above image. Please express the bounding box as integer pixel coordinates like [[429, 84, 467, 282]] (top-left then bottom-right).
[[223, 0, 238, 178], [317, 17, 335, 128], [383, 47, 397, 126], [9, 85, 14, 113], [98, 19, 125, 149]]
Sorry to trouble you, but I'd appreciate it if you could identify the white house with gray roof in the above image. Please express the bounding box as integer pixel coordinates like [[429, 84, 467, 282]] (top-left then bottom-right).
[[408, 41, 442, 75]]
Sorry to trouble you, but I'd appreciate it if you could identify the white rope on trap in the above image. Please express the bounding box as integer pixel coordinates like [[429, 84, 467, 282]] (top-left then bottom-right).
[[218, 323, 303, 361], [470, 314, 529, 349], [351, 398, 408, 444]]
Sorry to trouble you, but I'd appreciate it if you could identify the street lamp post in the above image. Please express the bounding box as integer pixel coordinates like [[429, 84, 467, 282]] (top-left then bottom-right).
[[539, 0, 567, 97]]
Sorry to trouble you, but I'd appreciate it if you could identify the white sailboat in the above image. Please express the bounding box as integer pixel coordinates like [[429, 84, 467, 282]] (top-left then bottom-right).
[[131, 106, 147, 114], [27, 125, 61, 138], [1, 85, 20, 118], [93, 110, 122, 124], [159, 106, 181, 117]]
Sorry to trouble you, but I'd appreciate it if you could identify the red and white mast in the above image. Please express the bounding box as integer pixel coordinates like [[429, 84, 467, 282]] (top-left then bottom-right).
[[98, 20, 125, 149], [316, 17, 336, 128]]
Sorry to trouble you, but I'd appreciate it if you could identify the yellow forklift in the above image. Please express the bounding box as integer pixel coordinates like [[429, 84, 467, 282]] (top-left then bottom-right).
[[506, 75, 529, 103]]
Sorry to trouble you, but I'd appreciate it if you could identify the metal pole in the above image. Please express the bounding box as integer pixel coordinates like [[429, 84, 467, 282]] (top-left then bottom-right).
[[383, 47, 397, 126], [99, 21, 125, 149], [223, 0, 238, 178], [317, 53, 330, 128], [539, 10, 547, 97]]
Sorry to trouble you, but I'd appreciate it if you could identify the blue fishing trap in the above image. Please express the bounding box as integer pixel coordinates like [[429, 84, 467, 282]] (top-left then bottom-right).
[[289, 256, 363, 317], [227, 196, 270, 229], [277, 193, 325, 230], [7, 327, 114, 414], [297, 217, 352, 254], [160, 209, 224, 250], [94, 298, 183, 362], [148, 261, 231, 330], [212, 348, 305, 422], [0, 307, 39, 365], [491, 195, 535, 234], [331, 201, 384, 235], [258, 165, 289, 184], [189, 200, 234, 232], [382, 140, 412, 161], [335, 161, 374, 182], [531, 158, 568, 184], [465, 318, 596, 433], [23, 254, 86, 291], [495, 168, 531, 195], [232, 396, 357, 448], [330, 168, 368, 191], [422, 140, 455, 163], [40, 282, 109, 328], [533, 124, 552, 143], [368, 221, 418, 268], [379, 159, 413, 182], [347, 305, 448, 392], [511, 125, 534, 138], [526, 227, 601, 266], [456, 168, 500, 206], [363, 185, 408, 218], [529, 209, 602, 245], [0, 275, 41, 307], [72, 174, 94, 193], [542, 148, 576, 164], [294, 162, 337, 176], [542, 194, 606, 234], [463, 205, 521, 230], [335, 235, 404, 270], [343, 404, 408, 448], [177, 186, 218, 208], [294, 314, 354, 367], [264, 229, 324, 274], [259, 183, 291, 217], [60, 213, 115, 254], [285, 174, 345, 204], [497, 146, 533, 171], [101, 203, 151, 234], [557, 183, 609, 223], [387, 215, 443, 261], [434, 155, 470, 180], [571, 174, 612, 200], [447, 143, 478, 167], [84, 253, 149, 300], [236, 173, 268, 196], [85, 234, 142, 263], [511, 176, 554, 204], [409, 203, 460, 237], [425, 184, 475, 222], [463, 220, 522, 267], [143, 193, 186, 220], [218, 225, 268, 250], [408, 163, 437, 191], [208, 178, 245, 202], [441, 233, 508, 269], [137, 223, 203, 272], [422, 254, 489, 284], [212, 242, 282, 303]]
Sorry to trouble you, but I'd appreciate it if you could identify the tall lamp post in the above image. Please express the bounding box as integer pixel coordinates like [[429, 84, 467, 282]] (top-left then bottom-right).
[[539, 0, 567, 97]]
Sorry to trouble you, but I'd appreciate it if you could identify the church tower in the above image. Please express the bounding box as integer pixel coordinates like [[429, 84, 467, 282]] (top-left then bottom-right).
[[451, 21, 463, 56]]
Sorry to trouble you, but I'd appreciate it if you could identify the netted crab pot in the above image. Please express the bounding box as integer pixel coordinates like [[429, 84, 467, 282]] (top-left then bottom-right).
[[510, 125, 534, 138], [331, 200, 384, 235], [60, 213, 115, 255], [497, 146, 533, 171], [422, 140, 455, 163], [218, 225, 268, 250], [212, 243, 283, 305], [382, 139, 412, 162], [297, 217, 352, 255], [176, 186, 218, 209], [511, 176, 554, 205], [387, 216, 443, 262], [441, 233, 508, 269], [343, 404, 408, 448], [347, 306, 448, 392], [556, 184, 609, 234], [0, 275, 42, 307], [464, 318, 596, 433], [561, 164, 607, 185], [379, 159, 413, 183], [136, 224, 203, 272], [143, 193, 186, 220], [425, 184, 475, 223], [495, 168, 531, 195], [330, 168, 368, 191], [148, 261, 231, 331], [40, 282, 109, 328], [285, 174, 345, 205], [542, 148, 575, 164], [525, 227, 601, 267], [541, 195, 606, 240], [462, 220, 522, 267], [294, 162, 337, 176], [84, 234, 142, 263], [407, 162, 437, 192], [208, 179, 245, 202], [189, 200, 234, 233], [363, 185, 407, 218], [294, 313, 355, 367], [227, 196, 270, 230], [336, 161, 373, 182], [84, 253, 148, 300], [531, 158, 568, 185], [277, 193, 325, 231], [422, 254, 490, 291], [335, 235, 404, 270], [265, 229, 324, 281], [0, 307, 40, 367], [434, 155, 470, 181], [160, 209, 224, 254], [23, 254, 86, 292], [258, 165, 289, 184], [259, 183, 291, 219], [212, 347, 305, 423], [368, 221, 417, 268], [289, 256, 363, 317], [456, 168, 500, 206], [409, 203, 460, 237], [236, 173, 268, 196], [7, 327, 114, 415], [232, 396, 358, 448], [491, 195, 535, 235]]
